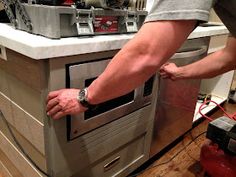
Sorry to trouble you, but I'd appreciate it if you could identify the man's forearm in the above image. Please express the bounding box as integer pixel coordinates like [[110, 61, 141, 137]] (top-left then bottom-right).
[[87, 20, 196, 104], [178, 37, 236, 79]]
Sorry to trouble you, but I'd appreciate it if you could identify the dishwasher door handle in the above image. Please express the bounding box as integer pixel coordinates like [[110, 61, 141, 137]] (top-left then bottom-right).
[[171, 46, 207, 59]]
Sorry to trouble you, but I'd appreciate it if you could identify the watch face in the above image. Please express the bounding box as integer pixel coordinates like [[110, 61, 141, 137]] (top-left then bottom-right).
[[78, 88, 96, 109], [78, 89, 86, 101]]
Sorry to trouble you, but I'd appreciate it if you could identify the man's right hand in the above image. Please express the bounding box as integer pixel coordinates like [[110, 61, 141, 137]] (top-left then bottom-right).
[[159, 62, 181, 80]]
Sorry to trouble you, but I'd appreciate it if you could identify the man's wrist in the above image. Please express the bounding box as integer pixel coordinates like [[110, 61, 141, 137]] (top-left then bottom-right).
[[78, 88, 96, 109], [175, 67, 186, 80], [179, 66, 192, 79]]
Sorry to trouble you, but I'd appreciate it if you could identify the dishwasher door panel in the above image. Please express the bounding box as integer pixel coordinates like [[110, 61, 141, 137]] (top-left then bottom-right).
[[150, 37, 210, 157], [150, 78, 200, 156]]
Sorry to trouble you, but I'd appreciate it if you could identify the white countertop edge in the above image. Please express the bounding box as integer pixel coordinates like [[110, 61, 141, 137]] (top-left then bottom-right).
[[0, 23, 229, 60]]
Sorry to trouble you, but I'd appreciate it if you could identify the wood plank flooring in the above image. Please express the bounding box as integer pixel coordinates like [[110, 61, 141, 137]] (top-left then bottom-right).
[[130, 102, 236, 177]]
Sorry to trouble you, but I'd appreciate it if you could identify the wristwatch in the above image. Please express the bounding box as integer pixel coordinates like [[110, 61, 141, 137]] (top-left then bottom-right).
[[78, 88, 96, 109]]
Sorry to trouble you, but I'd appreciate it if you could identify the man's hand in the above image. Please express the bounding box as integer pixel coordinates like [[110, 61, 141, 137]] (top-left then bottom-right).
[[46, 89, 87, 119], [159, 62, 181, 80]]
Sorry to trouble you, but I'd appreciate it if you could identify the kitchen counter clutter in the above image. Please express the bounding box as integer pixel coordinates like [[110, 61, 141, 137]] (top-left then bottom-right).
[[0, 23, 234, 177], [0, 23, 229, 59]]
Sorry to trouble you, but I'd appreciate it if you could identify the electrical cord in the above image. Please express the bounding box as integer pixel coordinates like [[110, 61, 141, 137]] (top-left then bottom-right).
[[181, 132, 200, 162], [198, 99, 236, 121], [127, 131, 207, 177], [189, 130, 202, 149], [0, 110, 52, 177]]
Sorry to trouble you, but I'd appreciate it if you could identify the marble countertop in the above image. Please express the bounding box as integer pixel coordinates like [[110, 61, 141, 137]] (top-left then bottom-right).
[[0, 23, 229, 60]]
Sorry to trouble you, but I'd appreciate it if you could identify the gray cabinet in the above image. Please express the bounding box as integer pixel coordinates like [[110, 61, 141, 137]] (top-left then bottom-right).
[[0, 49, 158, 177]]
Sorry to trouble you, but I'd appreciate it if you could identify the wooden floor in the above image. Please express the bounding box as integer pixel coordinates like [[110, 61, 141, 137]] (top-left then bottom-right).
[[130, 102, 236, 177]]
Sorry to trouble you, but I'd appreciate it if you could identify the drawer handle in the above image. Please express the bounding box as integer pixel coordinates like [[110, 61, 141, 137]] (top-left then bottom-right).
[[104, 156, 120, 171]]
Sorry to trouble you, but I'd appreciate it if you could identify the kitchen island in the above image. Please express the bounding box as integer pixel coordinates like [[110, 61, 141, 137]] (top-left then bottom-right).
[[0, 23, 232, 177]]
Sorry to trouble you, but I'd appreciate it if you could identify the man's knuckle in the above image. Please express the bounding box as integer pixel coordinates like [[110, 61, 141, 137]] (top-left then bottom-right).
[[57, 103, 62, 109]]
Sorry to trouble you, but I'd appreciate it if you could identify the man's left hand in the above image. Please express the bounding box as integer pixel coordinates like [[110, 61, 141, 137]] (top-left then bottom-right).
[[46, 89, 87, 119]]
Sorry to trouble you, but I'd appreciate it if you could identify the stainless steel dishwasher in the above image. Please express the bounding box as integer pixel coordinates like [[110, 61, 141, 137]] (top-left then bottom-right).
[[150, 37, 210, 157]]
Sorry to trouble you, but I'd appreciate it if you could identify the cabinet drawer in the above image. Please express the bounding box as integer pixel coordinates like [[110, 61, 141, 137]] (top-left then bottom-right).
[[72, 134, 147, 177], [50, 105, 154, 177]]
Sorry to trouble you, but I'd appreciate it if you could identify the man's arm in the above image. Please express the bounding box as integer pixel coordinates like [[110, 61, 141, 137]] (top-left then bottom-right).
[[87, 20, 196, 104], [46, 20, 197, 119], [160, 36, 236, 80]]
